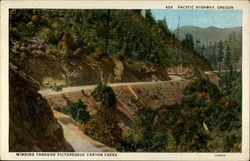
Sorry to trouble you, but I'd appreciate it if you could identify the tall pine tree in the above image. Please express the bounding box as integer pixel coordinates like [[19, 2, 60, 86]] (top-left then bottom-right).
[[217, 40, 224, 74]]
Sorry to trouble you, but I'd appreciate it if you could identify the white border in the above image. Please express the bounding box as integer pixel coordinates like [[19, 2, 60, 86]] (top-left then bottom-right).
[[1, 0, 249, 160]]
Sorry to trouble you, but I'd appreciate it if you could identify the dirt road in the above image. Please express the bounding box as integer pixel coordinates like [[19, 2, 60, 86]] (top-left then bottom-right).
[[54, 111, 116, 152], [38, 75, 183, 152], [39, 75, 183, 97]]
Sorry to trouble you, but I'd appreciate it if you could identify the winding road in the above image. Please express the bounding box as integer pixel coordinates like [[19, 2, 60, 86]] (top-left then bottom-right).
[[40, 72, 218, 152], [40, 74, 183, 152], [38, 75, 182, 97]]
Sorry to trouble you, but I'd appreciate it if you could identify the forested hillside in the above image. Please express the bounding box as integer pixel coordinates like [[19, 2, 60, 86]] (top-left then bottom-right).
[[175, 26, 242, 71], [10, 9, 212, 87], [203, 36, 242, 71]]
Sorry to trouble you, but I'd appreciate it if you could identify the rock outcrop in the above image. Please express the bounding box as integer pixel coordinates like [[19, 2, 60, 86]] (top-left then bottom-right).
[[18, 55, 170, 88], [9, 64, 74, 152]]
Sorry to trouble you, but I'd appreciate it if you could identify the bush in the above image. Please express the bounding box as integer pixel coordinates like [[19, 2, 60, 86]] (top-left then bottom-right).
[[77, 108, 90, 123], [60, 99, 90, 123], [135, 108, 157, 127], [91, 83, 117, 107]]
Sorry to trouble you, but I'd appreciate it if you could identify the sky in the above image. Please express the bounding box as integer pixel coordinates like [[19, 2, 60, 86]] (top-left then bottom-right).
[[151, 10, 242, 31]]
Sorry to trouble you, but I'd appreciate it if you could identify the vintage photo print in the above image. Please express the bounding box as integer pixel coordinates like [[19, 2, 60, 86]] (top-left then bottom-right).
[[1, 0, 249, 160]]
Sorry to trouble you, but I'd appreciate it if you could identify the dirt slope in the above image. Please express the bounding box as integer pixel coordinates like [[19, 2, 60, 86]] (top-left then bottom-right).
[[9, 64, 74, 152], [45, 77, 190, 130], [20, 55, 170, 88]]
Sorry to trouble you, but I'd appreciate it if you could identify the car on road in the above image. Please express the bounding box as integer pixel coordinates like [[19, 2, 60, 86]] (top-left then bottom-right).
[[51, 85, 63, 92]]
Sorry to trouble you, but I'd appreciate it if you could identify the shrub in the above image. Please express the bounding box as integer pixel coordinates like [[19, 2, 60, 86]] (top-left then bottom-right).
[[77, 108, 90, 123], [135, 108, 157, 127], [60, 99, 90, 123], [60, 106, 71, 115], [91, 83, 117, 107]]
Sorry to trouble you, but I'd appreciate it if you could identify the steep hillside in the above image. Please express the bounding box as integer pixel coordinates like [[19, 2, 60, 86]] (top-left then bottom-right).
[[9, 9, 212, 88], [9, 64, 74, 152], [45, 79, 190, 130], [176, 26, 242, 45]]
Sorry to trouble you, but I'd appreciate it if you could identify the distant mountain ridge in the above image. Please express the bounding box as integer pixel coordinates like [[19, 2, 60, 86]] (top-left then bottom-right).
[[174, 26, 242, 46]]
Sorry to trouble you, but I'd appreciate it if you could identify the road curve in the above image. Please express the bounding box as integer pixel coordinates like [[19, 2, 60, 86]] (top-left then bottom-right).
[[54, 111, 116, 152], [43, 75, 182, 152], [38, 75, 183, 97]]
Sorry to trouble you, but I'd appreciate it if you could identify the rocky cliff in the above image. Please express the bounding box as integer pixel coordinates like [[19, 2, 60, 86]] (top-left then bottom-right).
[[18, 55, 170, 89], [9, 64, 74, 152]]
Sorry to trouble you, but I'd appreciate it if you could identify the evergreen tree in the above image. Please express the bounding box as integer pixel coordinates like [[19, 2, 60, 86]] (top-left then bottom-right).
[[195, 40, 201, 53], [91, 83, 117, 108], [225, 45, 232, 71], [157, 17, 170, 34], [217, 40, 224, 74], [181, 33, 194, 51], [145, 10, 156, 25], [221, 45, 235, 88]]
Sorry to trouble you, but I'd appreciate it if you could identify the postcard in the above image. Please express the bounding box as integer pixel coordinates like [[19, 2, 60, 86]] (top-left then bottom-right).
[[0, 0, 249, 160]]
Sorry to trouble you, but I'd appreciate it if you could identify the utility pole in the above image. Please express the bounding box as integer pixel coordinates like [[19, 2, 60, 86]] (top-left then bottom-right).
[[141, 9, 146, 18], [175, 15, 181, 67], [176, 15, 180, 39], [105, 9, 110, 55]]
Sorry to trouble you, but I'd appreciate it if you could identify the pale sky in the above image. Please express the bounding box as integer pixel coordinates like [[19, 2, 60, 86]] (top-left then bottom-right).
[[151, 10, 242, 30]]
